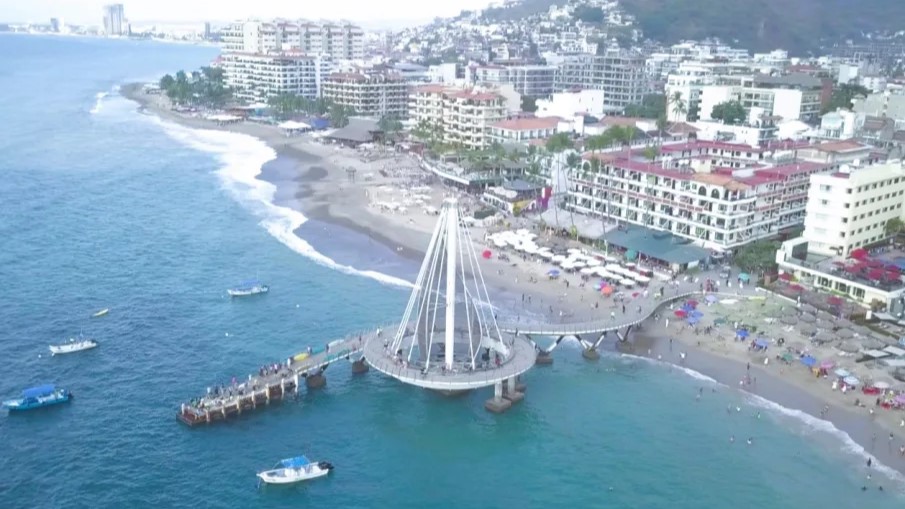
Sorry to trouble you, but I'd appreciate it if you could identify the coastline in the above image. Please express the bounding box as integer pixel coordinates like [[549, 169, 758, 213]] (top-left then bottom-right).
[[119, 83, 905, 479]]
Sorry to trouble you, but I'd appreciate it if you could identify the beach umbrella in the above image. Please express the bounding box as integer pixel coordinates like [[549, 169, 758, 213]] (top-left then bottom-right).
[[838, 341, 860, 353], [736, 329, 749, 338], [754, 338, 769, 348], [687, 299, 699, 308], [860, 338, 885, 350], [482, 249, 492, 259], [782, 307, 799, 317], [834, 368, 850, 378], [836, 318, 853, 329], [705, 294, 718, 303], [800, 355, 817, 367], [813, 331, 834, 344], [799, 314, 816, 323], [873, 381, 892, 390], [601, 286, 614, 296], [546, 269, 561, 277], [687, 316, 700, 325], [780, 316, 797, 326], [819, 360, 835, 369], [790, 284, 804, 292], [852, 325, 872, 337], [827, 296, 844, 306], [843, 376, 860, 386], [835, 328, 854, 339], [798, 323, 816, 335], [690, 310, 704, 319], [851, 248, 868, 259], [778, 273, 793, 281], [674, 309, 687, 318], [738, 273, 750, 282]]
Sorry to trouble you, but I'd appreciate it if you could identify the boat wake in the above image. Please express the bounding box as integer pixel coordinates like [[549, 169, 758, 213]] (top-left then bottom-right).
[[147, 116, 412, 289], [619, 352, 905, 488]]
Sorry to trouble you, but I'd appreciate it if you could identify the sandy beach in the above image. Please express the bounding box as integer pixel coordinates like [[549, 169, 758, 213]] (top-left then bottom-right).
[[121, 84, 905, 477]]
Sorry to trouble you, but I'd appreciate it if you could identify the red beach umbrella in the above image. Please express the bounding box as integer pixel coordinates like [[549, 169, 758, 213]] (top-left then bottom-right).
[[850, 248, 868, 260], [686, 299, 698, 308], [482, 249, 492, 259], [601, 286, 614, 296], [789, 284, 804, 292], [867, 268, 884, 280], [674, 309, 687, 318], [827, 296, 843, 306], [778, 273, 793, 281]]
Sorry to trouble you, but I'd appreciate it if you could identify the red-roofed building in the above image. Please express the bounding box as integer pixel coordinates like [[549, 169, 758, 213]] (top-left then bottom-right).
[[566, 139, 837, 249], [489, 117, 561, 143], [409, 86, 507, 149]]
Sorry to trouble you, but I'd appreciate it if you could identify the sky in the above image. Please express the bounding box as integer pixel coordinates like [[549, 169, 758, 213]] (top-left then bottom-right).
[[3, 0, 497, 28]]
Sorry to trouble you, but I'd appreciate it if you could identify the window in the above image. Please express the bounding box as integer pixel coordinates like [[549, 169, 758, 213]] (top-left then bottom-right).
[[819, 184, 832, 192]]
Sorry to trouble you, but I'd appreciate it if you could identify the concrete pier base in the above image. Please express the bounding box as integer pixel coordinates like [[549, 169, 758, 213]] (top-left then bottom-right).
[[484, 397, 513, 413], [305, 373, 326, 389], [502, 391, 525, 404], [351, 359, 369, 374], [535, 351, 553, 365], [515, 382, 527, 393], [582, 348, 601, 361]]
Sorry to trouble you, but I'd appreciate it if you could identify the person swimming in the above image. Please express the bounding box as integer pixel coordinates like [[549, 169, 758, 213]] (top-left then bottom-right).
[[746, 437, 753, 445]]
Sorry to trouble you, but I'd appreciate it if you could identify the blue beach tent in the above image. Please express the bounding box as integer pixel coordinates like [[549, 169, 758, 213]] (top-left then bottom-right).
[[799, 355, 817, 367]]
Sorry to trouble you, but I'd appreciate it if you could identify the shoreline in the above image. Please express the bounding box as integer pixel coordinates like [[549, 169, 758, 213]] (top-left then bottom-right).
[[119, 83, 905, 478]]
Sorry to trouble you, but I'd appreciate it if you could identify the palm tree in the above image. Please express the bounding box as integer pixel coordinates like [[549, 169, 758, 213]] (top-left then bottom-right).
[[669, 91, 687, 121]]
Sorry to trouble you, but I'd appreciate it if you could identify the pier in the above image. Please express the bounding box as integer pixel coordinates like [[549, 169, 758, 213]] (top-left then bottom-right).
[[178, 331, 380, 426]]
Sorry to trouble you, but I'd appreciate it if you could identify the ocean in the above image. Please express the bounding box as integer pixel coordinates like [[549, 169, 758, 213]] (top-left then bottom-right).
[[0, 34, 903, 509]]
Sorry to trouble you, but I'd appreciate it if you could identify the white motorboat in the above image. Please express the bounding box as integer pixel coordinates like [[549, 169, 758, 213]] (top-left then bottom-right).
[[257, 456, 333, 485], [227, 280, 269, 297], [49, 338, 99, 356], [92, 308, 109, 318]]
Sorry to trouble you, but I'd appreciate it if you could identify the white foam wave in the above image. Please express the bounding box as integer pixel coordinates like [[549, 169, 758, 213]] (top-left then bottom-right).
[[90, 91, 109, 114], [146, 116, 412, 288], [744, 392, 905, 486], [621, 352, 905, 487]]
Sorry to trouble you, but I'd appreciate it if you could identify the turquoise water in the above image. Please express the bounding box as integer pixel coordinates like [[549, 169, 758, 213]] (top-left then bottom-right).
[[0, 34, 903, 508]]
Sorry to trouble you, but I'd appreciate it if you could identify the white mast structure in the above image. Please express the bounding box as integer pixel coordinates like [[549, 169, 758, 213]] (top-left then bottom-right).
[[388, 198, 508, 373]]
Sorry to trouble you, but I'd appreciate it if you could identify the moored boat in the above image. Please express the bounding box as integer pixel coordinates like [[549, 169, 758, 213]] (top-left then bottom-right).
[[256, 456, 333, 485], [49, 338, 99, 356], [92, 308, 109, 318], [3, 385, 71, 411], [227, 280, 269, 297]]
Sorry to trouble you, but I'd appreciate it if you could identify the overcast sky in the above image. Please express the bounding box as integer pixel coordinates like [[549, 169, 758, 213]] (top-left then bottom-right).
[[4, 0, 496, 27]]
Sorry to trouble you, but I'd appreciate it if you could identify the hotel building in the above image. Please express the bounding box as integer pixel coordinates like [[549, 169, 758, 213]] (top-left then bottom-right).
[[220, 20, 364, 60], [468, 64, 557, 98], [776, 161, 905, 311], [567, 140, 835, 250], [409, 85, 507, 150], [554, 48, 647, 113], [222, 52, 332, 102], [322, 71, 409, 118]]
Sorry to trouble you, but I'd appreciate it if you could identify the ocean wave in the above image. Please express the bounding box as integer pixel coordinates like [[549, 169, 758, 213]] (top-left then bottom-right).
[[620, 352, 905, 487], [145, 116, 413, 289]]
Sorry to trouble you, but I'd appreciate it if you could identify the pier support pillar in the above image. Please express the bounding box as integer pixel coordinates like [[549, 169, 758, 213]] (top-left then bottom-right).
[[502, 377, 524, 404], [515, 375, 527, 393], [535, 351, 553, 365], [351, 359, 369, 375], [582, 348, 601, 361], [306, 372, 327, 389], [484, 381, 512, 414]]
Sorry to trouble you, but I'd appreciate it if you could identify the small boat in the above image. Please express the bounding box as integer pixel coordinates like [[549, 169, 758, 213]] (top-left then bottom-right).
[[49, 337, 99, 356], [92, 308, 109, 318], [3, 384, 72, 411], [257, 456, 333, 485], [227, 280, 269, 297]]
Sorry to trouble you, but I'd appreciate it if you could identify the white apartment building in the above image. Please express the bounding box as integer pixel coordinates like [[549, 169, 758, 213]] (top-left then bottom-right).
[[410, 85, 507, 150], [775, 161, 905, 312], [566, 140, 833, 250], [554, 48, 647, 113], [321, 72, 409, 118], [468, 64, 557, 98], [220, 20, 364, 60], [802, 162, 905, 257], [854, 91, 905, 121], [696, 73, 824, 123], [536, 89, 605, 119], [222, 52, 332, 102], [488, 117, 560, 144]]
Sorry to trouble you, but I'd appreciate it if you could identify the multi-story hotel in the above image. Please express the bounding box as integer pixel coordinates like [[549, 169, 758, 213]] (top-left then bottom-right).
[[223, 52, 332, 103], [554, 48, 647, 113], [468, 64, 557, 98], [322, 71, 409, 118], [698, 73, 826, 123], [776, 161, 905, 312], [410, 85, 507, 150], [567, 140, 835, 250], [220, 20, 364, 60]]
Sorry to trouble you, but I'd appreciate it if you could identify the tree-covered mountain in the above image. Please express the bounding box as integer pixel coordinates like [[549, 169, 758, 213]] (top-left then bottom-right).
[[621, 0, 905, 53], [479, 0, 905, 54]]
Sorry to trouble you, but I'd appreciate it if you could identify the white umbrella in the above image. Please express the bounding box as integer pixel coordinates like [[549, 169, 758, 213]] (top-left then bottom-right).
[[552, 255, 567, 262], [586, 258, 602, 266], [620, 279, 636, 286], [580, 267, 596, 275], [538, 252, 554, 259], [873, 381, 891, 390], [570, 261, 586, 268]]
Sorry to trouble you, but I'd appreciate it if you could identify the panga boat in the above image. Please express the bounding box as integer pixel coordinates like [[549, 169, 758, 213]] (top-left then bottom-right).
[[49, 338, 99, 356], [257, 456, 333, 485], [227, 280, 269, 297], [3, 384, 71, 411], [92, 308, 109, 318]]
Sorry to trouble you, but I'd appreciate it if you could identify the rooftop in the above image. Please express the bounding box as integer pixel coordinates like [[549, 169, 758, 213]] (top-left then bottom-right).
[[604, 225, 711, 265], [808, 139, 870, 153], [491, 117, 561, 131]]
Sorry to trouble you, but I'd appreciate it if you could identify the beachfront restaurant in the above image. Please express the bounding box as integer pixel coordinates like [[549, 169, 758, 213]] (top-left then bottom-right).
[[601, 225, 711, 272], [481, 179, 544, 215], [325, 118, 381, 147]]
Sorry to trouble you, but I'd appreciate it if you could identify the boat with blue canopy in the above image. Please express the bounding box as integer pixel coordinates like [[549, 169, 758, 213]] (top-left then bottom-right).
[[2, 384, 72, 411], [227, 279, 269, 297], [256, 455, 333, 485]]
